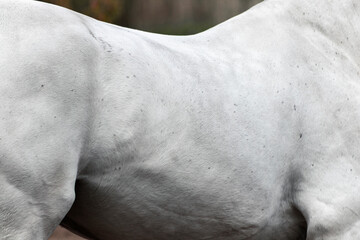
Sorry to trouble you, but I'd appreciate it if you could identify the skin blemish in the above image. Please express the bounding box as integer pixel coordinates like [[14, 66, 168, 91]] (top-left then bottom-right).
[[299, 133, 303, 139]]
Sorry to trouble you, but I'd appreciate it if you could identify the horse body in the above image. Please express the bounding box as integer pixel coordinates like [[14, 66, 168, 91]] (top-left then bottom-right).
[[1, 0, 360, 239]]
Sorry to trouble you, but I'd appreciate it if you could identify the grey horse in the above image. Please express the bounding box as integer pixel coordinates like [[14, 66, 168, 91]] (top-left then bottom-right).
[[1, 0, 359, 239]]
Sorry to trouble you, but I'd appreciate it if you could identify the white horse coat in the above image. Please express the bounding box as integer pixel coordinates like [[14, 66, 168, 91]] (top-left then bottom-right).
[[1, 0, 360, 239]]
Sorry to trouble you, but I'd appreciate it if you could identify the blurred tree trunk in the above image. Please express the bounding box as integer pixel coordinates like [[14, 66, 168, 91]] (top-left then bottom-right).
[[42, 0, 124, 23], [120, 0, 263, 34]]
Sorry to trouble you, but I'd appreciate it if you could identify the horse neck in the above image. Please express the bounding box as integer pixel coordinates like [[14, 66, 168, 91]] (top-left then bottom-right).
[[285, 0, 360, 36], [286, 0, 360, 60]]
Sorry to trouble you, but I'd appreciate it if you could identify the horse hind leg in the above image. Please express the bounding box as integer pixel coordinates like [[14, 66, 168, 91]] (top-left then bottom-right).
[[0, 144, 80, 239]]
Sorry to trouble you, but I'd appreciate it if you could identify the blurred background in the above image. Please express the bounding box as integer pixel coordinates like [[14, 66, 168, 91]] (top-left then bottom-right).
[[36, 0, 262, 239], [40, 0, 262, 35]]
